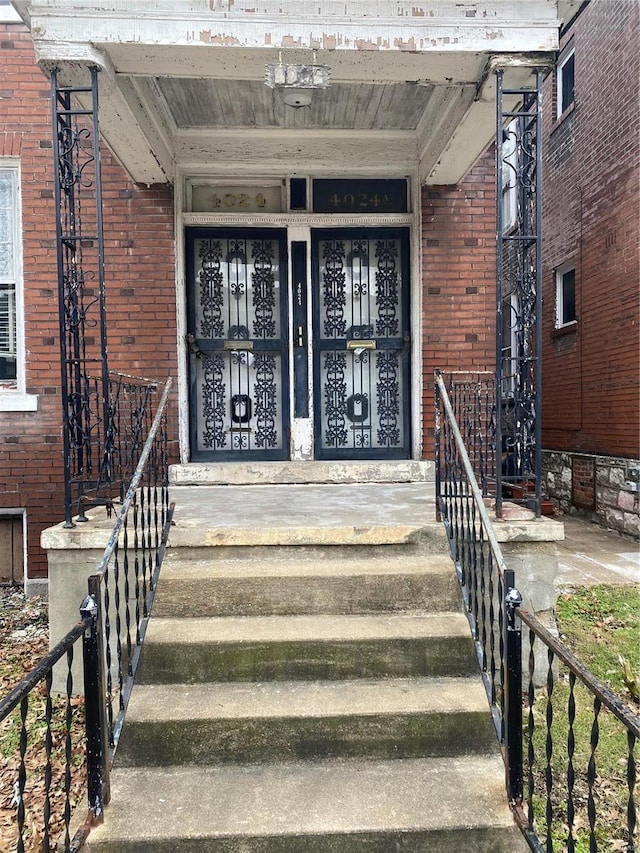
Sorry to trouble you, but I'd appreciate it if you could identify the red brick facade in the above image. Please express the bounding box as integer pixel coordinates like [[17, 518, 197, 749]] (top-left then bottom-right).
[[420, 153, 497, 445], [541, 0, 640, 458], [0, 23, 178, 581], [0, 20, 506, 580]]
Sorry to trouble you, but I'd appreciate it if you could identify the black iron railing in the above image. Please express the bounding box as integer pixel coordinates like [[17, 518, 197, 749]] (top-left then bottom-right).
[[51, 68, 160, 528], [496, 69, 543, 518], [0, 618, 88, 853], [518, 608, 639, 853], [435, 370, 639, 852], [435, 371, 497, 511], [0, 378, 174, 852], [64, 371, 159, 525]]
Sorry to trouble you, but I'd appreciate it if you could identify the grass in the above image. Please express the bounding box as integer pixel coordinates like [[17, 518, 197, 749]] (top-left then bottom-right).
[[526, 585, 640, 853]]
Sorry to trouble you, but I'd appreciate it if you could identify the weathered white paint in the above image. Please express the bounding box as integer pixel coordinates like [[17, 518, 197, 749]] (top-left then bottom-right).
[[174, 171, 190, 463], [19, 3, 563, 56], [14, 1, 565, 186], [174, 131, 419, 178]]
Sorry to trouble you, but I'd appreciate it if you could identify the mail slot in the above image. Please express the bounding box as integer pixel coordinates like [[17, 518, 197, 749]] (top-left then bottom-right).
[[346, 340, 376, 351], [224, 340, 254, 351]]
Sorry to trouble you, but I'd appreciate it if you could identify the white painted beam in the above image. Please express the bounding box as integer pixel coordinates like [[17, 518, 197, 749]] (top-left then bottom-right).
[[34, 43, 173, 184], [19, 1, 561, 57], [174, 129, 418, 176], [423, 57, 554, 185], [104, 46, 488, 85]]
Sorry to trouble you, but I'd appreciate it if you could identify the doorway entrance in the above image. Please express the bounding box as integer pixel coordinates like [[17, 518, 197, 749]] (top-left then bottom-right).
[[186, 226, 411, 461], [312, 228, 411, 459]]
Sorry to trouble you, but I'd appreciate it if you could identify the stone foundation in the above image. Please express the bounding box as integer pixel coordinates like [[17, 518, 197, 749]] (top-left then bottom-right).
[[542, 450, 640, 539]]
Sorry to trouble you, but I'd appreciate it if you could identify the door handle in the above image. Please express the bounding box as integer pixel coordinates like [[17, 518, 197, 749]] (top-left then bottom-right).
[[185, 333, 203, 358]]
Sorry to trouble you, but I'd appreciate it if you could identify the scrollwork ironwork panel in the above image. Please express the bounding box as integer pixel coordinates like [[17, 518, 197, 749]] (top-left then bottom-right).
[[51, 68, 155, 524], [496, 71, 543, 516], [195, 349, 283, 453], [194, 236, 281, 342], [316, 230, 408, 457], [319, 348, 404, 451], [189, 229, 287, 459]]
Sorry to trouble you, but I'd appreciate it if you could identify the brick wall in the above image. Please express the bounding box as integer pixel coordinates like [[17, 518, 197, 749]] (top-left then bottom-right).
[[420, 149, 497, 449], [0, 22, 178, 581], [541, 0, 640, 459]]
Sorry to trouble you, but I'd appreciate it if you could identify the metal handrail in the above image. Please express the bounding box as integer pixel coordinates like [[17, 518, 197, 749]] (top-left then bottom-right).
[[0, 376, 174, 853], [435, 368, 640, 852]]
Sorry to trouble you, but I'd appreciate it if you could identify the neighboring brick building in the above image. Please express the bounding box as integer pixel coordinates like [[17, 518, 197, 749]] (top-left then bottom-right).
[[540, 0, 640, 536]]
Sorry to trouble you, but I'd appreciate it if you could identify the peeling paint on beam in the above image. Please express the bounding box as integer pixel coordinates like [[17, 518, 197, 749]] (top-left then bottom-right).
[[25, 13, 560, 55]]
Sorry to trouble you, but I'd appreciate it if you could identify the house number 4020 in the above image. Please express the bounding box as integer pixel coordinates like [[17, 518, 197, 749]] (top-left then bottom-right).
[[210, 193, 268, 209]]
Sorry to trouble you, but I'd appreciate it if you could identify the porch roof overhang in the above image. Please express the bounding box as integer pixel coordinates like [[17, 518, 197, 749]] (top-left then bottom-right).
[[14, 1, 579, 186]]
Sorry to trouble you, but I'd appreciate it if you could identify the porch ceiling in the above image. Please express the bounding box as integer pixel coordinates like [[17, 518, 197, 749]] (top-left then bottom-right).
[[14, 1, 578, 186]]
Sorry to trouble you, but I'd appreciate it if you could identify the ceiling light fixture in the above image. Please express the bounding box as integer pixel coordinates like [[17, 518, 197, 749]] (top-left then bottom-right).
[[265, 52, 331, 108], [282, 89, 313, 108]]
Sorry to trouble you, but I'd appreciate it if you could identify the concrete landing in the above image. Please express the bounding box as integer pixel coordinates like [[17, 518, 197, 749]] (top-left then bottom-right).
[[167, 482, 441, 548]]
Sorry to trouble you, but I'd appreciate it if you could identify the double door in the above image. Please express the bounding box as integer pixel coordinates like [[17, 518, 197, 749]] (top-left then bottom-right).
[[186, 227, 411, 461]]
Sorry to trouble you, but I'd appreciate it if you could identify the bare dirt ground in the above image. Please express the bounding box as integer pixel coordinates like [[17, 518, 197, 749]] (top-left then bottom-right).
[[0, 587, 85, 853]]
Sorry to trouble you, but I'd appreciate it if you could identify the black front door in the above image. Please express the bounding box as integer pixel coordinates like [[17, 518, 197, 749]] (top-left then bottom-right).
[[186, 228, 289, 460], [312, 228, 411, 459]]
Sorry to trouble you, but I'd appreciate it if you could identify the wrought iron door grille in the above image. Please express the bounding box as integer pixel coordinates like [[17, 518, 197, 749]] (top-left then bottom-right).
[[187, 230, 289, 460], [313, 229, 410, 459]]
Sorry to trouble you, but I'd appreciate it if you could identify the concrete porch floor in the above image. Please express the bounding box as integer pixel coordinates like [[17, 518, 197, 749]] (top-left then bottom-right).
[[167, 482, 638, 587], [167, 482, 439, 548]]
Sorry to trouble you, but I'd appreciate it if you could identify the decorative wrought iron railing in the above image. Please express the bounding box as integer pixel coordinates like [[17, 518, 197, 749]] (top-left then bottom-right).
[[51, 68, 159, 528], [63, 371, 160, 525], [0, 378, 174, 853], [496, 69, 543, 517], [435, 370, 639, 852]]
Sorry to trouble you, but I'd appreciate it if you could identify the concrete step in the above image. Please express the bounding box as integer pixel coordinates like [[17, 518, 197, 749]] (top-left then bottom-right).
[[85, 756, 528, 852], [153, 553, 461, 617], [116, 676, 497, 766], [136, 613, 478, 684], [169, 460, 434, 486]]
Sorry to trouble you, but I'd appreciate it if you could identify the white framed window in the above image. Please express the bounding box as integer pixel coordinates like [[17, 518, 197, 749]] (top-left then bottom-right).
[[556, 48, 575, 118], [501, 291, 519, 397], [500, 119, 518, 232], [0, 159, 37, 411], [555, 262, 577, 328]]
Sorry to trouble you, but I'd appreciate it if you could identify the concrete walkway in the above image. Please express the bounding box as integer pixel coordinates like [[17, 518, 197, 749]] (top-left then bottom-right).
[[555, 514, 640, 590]]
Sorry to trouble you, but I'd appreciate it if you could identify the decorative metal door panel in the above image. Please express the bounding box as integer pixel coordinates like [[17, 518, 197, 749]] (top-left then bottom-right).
[[312, 229, 411, 459], [186, 229, 289, 460]]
